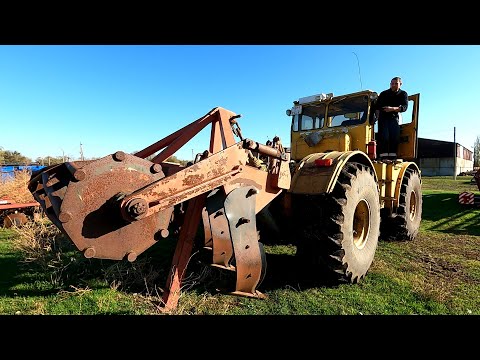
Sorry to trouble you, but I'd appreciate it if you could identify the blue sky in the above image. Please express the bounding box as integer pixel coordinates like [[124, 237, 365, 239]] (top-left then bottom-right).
[[0, 45, 478, 162]]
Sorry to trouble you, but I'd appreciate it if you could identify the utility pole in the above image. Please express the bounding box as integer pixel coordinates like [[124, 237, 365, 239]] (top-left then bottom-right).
[[80, 142, 84, 161]]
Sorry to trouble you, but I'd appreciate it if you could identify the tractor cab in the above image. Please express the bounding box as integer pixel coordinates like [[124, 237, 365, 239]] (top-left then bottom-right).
[[287, 90, 420, 163], [287, 90, 378, 162]]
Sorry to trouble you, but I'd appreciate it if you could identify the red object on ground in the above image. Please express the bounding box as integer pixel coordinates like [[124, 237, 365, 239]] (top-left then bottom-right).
[[459, 192, 474, 205], [0, 198, 40, 210]]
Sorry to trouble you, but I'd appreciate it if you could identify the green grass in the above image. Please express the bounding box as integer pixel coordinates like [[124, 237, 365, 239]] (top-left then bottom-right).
[[0, 176, 479, 315]]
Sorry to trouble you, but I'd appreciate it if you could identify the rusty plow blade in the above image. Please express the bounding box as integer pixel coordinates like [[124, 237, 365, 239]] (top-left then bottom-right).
[[28, 152, 174, 261], [203, 186, 268, 299]]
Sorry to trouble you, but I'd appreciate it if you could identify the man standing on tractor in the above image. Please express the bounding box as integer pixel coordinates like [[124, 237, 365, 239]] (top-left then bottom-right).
[[374, 76, 408, 161]]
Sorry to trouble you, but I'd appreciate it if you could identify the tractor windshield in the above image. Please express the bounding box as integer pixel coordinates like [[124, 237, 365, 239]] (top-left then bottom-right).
[[326, 94, 370, 127], [291, 94, 371, 131], [291, 103, 326, 131]]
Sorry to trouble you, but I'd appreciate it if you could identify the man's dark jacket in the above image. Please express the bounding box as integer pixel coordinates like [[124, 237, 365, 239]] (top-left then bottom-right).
[[374, 88, 408, 123]]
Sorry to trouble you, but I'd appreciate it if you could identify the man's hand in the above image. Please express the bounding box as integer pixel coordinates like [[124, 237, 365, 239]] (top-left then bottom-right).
[[382, 106, 397, 112]]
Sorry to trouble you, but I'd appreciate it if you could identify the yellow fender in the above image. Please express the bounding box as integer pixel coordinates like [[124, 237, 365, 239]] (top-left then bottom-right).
[[289, 150, 377, 195]]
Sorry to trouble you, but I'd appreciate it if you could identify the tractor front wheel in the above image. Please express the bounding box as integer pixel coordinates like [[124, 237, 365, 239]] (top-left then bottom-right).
[[295, 162, 381, 283]]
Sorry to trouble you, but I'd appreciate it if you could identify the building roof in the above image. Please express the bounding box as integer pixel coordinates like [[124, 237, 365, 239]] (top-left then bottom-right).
[[418, 138, 472, 158]]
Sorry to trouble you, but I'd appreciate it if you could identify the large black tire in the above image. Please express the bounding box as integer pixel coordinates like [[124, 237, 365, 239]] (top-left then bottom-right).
[[295, 162, 381, 284], [381, 168, 422, 241]]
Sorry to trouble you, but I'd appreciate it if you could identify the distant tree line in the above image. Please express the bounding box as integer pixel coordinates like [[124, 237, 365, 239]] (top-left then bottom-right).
[[2, 140, 478, 168], [0, 147, 188, 166], [0, 149, 32, 165], [0, 148, 68, 166]]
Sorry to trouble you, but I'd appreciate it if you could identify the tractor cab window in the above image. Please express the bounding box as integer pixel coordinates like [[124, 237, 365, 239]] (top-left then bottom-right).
[[326, 95, 369, 128], [329, 111, 366, 127], [292, 103, 325, 131]]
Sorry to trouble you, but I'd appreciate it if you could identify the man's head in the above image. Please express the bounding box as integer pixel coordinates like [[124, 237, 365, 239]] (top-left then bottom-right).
[[390, 77, 402, 92]]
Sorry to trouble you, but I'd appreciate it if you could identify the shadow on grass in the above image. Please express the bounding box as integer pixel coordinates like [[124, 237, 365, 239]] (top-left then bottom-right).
[[0, 230, 385, 303], [422, 192, 480, 236], [0, 254, 111, 298], [261, 252, 340, 291], [186, 248, 341, 297], [0, 253, 24, 295], [0, 253, 63, 297]]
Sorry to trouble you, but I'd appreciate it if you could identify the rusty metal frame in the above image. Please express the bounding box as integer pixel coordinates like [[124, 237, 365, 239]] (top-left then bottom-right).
[[28, 106, 292, 312], [134, 107, 237, 162], [0, 201, 40, 211], [136, 107, 275, 310], [138, 107, 244, 311]]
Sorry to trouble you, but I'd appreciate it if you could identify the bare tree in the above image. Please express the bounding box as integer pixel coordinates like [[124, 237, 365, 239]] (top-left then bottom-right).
[[474, 135, 480, 168]]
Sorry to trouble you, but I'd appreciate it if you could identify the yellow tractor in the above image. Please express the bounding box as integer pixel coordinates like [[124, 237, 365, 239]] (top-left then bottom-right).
[[284, 89, 422, 283], [28, 89, 422, 310]]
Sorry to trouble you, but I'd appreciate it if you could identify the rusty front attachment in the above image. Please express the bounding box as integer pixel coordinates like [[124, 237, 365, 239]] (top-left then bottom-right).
[[203, 186, 267, 299], [28, 152, 174, 261]]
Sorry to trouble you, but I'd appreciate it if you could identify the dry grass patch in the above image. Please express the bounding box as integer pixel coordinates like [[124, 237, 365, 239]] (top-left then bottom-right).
[[8, 216, 225, 313], [0, 169, 36, 203], [10, 219, 65, 267]]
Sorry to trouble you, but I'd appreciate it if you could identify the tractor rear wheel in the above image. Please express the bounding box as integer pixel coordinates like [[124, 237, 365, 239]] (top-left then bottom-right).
[[381, 168, 422, 241], [295, 162, 381, 283]]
